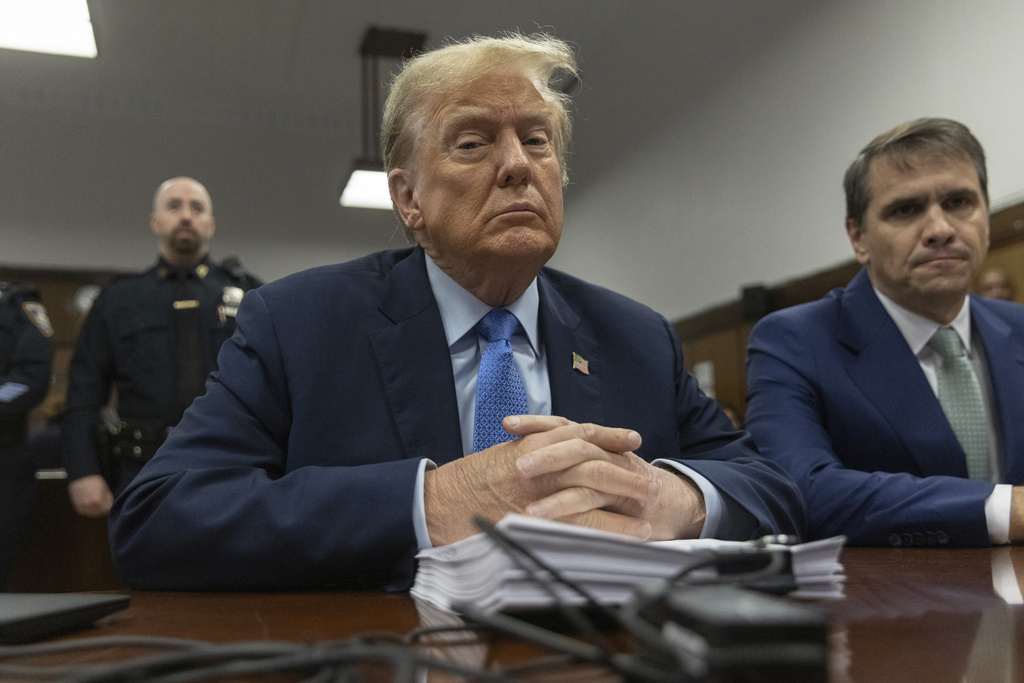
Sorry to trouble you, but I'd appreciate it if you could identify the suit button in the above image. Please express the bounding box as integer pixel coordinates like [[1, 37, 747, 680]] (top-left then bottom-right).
[[912, 533, 925, 546], [888, 533, 902, 547], [902, 533, 914, 547], [925, 531, 937, 546], [936, 531, 949, 545]]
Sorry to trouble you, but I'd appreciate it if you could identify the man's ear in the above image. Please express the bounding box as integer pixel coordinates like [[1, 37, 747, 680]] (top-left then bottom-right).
[[150, 213, 160, 236], [389, 169, 422, 231], [846, 218, 870, 265]]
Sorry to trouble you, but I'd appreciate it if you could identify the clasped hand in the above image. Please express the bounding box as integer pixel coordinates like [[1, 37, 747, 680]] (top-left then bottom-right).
[[423, 415, 706, 546]]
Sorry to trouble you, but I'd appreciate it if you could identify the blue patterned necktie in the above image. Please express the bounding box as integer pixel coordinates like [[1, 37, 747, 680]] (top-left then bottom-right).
[[473, 308, 529, 452], [928, 327, 991, 481]]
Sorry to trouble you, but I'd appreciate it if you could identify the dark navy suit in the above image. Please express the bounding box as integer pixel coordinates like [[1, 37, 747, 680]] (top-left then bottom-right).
[[746, 268, 1024, 547], [110, 247, 804, 590]]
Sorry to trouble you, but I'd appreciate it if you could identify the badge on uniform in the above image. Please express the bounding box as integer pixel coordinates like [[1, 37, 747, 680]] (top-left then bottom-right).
[[219, 286, 244, 319], [22, 302, 54, 338]]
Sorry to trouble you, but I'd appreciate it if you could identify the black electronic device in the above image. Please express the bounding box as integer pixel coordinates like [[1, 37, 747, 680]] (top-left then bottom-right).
[[0, 593, 130, 644], [631, 584, 828, 682]]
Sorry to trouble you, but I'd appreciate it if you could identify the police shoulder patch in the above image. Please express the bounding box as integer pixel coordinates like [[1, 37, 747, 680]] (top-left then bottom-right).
[[22, 301, 54, 338]]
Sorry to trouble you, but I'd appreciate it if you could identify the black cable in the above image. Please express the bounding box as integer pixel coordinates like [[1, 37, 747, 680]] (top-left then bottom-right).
[[667, 545, 792, 590], [463, 518, 696, 681], [49, 638, 524, 683], [0, 534, 804, 683], [0, 635, 215, 680], [471, 516, 616, 652], [402, 622, 487, 645]]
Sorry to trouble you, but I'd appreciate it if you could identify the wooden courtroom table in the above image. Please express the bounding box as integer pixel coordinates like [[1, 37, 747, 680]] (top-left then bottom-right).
[[4, 546, 1022, 682]]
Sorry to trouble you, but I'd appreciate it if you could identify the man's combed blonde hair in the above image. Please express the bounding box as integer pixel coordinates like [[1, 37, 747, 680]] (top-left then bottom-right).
[[381, 32, 578, 187]]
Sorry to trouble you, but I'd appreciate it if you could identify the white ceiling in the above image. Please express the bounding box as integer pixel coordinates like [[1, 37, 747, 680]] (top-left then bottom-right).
[[0, 0, 819, 282]]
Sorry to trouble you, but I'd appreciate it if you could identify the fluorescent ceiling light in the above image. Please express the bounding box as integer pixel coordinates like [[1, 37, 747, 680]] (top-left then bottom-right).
[[340, 169, 393, 210], [0, 0, 97, 58]]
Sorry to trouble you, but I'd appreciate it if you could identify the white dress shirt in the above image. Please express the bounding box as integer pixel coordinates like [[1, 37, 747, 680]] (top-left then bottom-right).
[[412, 255, 723, 548], [874, 289, 1011, 544]]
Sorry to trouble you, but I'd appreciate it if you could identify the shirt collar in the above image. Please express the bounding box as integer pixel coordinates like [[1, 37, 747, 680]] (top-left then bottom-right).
[[424, 253, 540, 353], [873, 287, 973, 356]]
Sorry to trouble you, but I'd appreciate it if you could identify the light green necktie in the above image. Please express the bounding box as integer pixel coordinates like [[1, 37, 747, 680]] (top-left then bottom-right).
[[928, 327, 991, 481]]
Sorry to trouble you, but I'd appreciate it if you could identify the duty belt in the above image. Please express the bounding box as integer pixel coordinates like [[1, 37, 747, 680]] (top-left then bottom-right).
[[102, 419, 170, 463]]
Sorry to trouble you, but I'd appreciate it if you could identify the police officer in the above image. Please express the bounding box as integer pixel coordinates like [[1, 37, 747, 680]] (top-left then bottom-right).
[[63, 177, 261, 517], [0, 281, 54, 586]]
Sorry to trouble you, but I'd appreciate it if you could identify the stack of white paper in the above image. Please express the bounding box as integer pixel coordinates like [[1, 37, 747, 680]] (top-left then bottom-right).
[[412, 514, 845, 613]]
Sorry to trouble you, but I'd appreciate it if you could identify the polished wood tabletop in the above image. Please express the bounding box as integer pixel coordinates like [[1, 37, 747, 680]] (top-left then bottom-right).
[[3, 546, 1022, 682]]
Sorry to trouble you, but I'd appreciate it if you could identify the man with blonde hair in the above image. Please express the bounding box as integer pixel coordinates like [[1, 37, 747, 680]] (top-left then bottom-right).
[[111, 34, 803, 591]]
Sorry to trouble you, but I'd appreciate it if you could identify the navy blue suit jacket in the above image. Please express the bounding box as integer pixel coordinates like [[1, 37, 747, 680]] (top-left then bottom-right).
[[110, 248, 804, 590], [746, 268, 1024, 546]]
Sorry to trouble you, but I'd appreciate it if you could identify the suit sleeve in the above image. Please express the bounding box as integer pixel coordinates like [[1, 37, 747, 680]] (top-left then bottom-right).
[[660, 318, 806, 540], [108, 288, 424, 591], [745, 313, 993, 546]]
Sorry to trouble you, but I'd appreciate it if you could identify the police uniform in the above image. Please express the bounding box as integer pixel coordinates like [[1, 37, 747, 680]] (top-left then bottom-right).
[[0, 282, 54, 586], [63, 256, 260, 494]]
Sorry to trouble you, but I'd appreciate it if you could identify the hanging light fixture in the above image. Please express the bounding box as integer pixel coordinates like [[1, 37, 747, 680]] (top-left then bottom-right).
[[340, 27, 426, 210], [0, 0, 97, 58]]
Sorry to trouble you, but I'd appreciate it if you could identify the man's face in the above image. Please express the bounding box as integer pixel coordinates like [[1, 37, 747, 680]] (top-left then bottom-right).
[[151, 178, 216, 266], [846, 153, 989, 322], [389, 72, 563, 297], [977, 269, 1014, 301]]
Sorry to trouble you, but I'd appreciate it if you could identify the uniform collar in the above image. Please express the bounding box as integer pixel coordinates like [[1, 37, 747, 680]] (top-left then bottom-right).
[[156, 255, 213, 280]]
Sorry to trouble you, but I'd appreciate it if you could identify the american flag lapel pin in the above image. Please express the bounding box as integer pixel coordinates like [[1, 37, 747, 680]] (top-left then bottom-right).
[[572, 352, 590, 375]]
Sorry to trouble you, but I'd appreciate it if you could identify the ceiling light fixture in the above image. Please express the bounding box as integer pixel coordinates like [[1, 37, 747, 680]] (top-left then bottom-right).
[[339, 27, 427, 210], [0, 0, 97, 58]]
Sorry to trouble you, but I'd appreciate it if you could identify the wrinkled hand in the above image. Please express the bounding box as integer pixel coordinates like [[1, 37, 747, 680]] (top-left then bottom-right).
[[1011, 486, 1024, 544], [68, 475, 114, 518], [424, 415, 705, 545]]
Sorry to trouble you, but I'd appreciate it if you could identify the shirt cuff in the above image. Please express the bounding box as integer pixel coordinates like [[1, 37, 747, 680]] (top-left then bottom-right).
[[652, 458, 724, 538], [986, 483, 1013, 545], [413, 458, 437, 550], [991, 547, 1023, 604]]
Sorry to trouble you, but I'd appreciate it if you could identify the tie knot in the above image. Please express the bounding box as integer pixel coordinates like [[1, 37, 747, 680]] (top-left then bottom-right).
[[476, 308, 518, 344], [928, 327, 965, 360]]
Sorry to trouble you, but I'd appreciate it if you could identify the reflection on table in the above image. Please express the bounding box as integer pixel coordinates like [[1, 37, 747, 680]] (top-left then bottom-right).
[[829, 546, 1023, 682]]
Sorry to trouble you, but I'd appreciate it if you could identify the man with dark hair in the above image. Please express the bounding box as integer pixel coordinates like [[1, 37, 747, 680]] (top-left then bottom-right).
[[63, 177, 261, 518], [746, 117, 1024, 547], [109, 33, 804, 592]]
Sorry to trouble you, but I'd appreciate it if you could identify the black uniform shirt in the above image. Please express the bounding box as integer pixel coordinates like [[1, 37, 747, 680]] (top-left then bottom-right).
[[0, 283, 54, 449], [63, 257, 260, 480]]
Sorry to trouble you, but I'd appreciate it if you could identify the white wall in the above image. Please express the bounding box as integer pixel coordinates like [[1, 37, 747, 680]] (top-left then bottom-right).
[[554, 0, 1024, 320], [3, 0, 1023, 322]]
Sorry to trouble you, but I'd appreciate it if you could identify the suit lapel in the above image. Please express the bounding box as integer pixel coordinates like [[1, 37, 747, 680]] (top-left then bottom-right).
[[972, 300, 1024, 483], [837, 269, 969, 477], [368, 248, 464, 466], [537, 273, 605, 425]]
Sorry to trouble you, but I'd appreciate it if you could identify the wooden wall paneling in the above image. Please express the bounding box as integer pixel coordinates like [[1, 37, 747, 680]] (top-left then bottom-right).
[[976, 241, 1024, 305], [682, 326, 746, 419], [6, 479, 122, 593], [673, 199, 1024, 427]]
